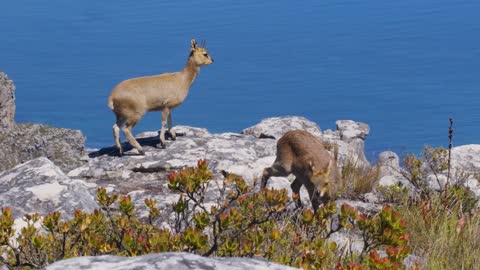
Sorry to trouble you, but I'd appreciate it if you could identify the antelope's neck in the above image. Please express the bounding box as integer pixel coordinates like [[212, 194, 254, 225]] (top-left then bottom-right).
[[182, 58, 200, 86]]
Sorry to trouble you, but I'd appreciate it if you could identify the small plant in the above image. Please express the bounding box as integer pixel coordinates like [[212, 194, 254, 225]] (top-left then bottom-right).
[[376, 183, 410, 204]]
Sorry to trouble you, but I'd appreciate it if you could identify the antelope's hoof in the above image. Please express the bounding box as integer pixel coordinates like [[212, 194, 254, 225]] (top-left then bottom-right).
[[156, 142, 166, 149], [166, 131, 177, 141], [138, 149, 146, 155]]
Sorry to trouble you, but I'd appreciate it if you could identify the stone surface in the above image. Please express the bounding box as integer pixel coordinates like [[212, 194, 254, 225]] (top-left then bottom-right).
[[73, 126, 276, 194], [66, 117, 375, 213], [378, 151, 401, 177], [241, 116, 322, 139], [45, 252, 298, 270], [336, 120, 370, 142], [448, 144, 480, 197], [0, 123, 87, 172], [242, 116, 370, 168], [451, 144, 480, 173], [0, 157, 97, 219], [0, 72, 15, 130]]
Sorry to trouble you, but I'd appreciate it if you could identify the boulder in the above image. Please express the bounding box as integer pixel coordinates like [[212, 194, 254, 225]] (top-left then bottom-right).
[[378, 151, 401, 178], [0, 72, 15, 130], [241, 116, 322, 139], [0, 123, 87, 172], [45, 252, 298, 270], [449, 144, 480, 198], [335, 120, 369, 142], [242, 116, 370, 168]]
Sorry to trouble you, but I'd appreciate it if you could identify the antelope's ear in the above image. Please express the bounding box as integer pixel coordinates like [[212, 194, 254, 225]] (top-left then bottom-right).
[[191, 39, 198, 50]]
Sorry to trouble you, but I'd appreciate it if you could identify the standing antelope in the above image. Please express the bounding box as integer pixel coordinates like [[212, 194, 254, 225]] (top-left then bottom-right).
[[108, 39, 214, 156], [261, 130, 340, 212]]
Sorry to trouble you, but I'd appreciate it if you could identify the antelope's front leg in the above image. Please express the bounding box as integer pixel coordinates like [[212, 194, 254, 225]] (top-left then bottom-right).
[[167, 111, 176, 141], [157, 109, 169, 149]]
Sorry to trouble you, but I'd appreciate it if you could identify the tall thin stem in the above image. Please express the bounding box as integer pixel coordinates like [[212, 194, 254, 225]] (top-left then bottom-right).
[[445, 117, 453, 198]]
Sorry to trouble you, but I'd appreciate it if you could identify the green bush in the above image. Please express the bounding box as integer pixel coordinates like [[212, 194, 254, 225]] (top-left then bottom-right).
[[0, 160, 411, 269]]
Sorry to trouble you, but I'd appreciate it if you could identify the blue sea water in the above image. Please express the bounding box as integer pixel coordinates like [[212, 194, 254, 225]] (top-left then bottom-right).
[[1, 0, 479, 159]]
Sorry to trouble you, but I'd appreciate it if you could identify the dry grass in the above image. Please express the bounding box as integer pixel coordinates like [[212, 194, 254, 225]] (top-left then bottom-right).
[[397, 195, 480, 269], [339, 158, 381, 198]]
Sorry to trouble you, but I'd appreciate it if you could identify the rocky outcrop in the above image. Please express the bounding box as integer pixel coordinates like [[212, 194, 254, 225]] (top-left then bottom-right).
[[0, 123, 87, 172], [45, 252, 297, 270], [0, 72, 87, 172], [0, 72, 15, 130], [68, 117, 370, 198], [242, 116, 370, 168], [0, 116, 376, 223]]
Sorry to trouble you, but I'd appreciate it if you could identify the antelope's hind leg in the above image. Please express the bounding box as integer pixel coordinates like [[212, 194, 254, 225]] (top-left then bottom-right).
[[167, 111, 176, 141], [157, 109, 169, 149], [261, 163, 290, 188], [113, 116, 126, 156], [122, 117, 145, 155]]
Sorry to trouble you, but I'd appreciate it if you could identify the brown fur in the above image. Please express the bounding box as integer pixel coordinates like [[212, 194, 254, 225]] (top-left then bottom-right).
[[108, 39, 213, 155], [261, 130, 340, 212]]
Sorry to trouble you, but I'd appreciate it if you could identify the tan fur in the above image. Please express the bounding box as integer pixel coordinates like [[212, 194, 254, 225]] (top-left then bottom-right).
[[261, 130, 340, 212], [108, 39, 213, 155]]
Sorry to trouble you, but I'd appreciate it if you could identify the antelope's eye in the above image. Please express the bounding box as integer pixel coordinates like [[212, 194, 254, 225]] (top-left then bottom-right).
[[203, 53, 208, 57]]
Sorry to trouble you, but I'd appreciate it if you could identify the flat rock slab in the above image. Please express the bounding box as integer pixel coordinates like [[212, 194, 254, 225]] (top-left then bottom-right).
[[45, 252, 298, 270], [0, 157, 97, 219], [73, 117, 371, 194]]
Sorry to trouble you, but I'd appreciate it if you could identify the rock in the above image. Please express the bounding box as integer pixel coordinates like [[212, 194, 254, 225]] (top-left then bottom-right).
[[451, 144, 480, 173], [328, 230, 364, 255], [336, 120, 369, 142], [242, 117, 370, 168], [265, 176, 311, 206], [241, 116, 322, 139], [0, 157, 97, 220], [67, 118, 376, 214], [378, 151, 401, 177], [45, 252, 298, 270], [75, 126, 276, 195], [0, 72, 15, 130], [375, 151, 413, 193], [0, 123, 86, 172], [336, 199, 382, 216], [444, 145, 480, 198]]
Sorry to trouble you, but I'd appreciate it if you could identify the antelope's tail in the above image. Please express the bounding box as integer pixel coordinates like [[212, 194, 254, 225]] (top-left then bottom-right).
[[108, 96, 114, 110]]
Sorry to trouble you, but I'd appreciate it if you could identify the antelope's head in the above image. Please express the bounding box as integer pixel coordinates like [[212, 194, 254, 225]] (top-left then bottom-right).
[[308, 160, 331, 199], [189, 39, 214, 66]]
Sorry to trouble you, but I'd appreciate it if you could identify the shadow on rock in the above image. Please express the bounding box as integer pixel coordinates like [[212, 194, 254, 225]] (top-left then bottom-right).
[[88, 132, 180, 158]]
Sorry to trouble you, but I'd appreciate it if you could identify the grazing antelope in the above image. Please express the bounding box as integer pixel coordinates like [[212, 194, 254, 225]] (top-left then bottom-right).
[[261, 130, 340, 212], [108, 39, 214, 155]]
